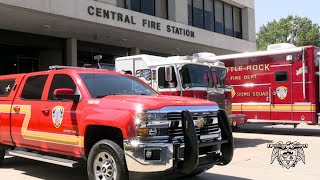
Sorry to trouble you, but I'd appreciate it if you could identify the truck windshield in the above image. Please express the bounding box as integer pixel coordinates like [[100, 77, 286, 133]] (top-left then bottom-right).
[[179, 64, 213, 88], [211, 66, 227, 86], [79, 73, 157, 98]]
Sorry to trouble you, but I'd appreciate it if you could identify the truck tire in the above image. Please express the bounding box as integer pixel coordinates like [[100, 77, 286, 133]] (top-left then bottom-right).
[[87, 140, 129, 180], [0, 148, 5, 165]]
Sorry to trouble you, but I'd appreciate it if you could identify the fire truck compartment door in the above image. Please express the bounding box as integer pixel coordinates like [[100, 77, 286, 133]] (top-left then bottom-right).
[[270, 64, 293, 121]]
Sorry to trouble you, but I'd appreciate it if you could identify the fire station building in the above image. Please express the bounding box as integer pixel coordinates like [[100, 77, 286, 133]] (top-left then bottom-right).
[[0, 0, 256, 74]]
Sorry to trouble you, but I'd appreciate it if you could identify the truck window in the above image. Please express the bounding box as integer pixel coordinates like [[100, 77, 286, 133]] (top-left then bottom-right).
[[0, 79, 15, 97], [158, 67, 177, 88], [179, 64, 212, 88], [48, 74, 77, 100], [21, 75, 48, 100], [79, 73, 157, 98], [275, 71, 288, 82]]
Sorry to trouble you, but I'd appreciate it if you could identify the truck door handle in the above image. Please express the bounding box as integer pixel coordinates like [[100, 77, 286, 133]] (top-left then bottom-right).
[[41, 107, 50, 114], [13, 106, 20, 112]]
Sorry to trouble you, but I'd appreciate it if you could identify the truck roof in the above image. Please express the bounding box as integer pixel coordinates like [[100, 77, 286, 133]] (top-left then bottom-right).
[[207, 45, 315, 61], [115, 54, 203, 67], [0, 68, 127, 77]]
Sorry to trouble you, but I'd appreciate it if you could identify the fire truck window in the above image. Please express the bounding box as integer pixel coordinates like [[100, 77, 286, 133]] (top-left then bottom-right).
[[21, 75, 48, 100], [48, 74, 77, 100], [0, 79, 15, 97], [158, 67, 177, 89], [275, 71, 288, 82]]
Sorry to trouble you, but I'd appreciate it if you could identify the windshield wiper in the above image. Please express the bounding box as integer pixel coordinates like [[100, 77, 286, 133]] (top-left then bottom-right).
[[96, 93, 123, 98]]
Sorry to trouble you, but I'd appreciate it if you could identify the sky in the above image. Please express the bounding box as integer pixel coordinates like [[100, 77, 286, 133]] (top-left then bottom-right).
[[255, 0, 320, 31]]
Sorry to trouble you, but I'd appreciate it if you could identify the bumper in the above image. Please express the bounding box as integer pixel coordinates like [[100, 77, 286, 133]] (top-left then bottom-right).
[[124, 109, 234, 173], [123, 139, 227, 173], [228, 114, 247, 127], [123, 140, 173, 172]]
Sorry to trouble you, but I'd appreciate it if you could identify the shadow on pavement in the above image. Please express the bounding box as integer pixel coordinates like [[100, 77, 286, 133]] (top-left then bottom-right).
[[130, 171, 250, 180], [2, 156, 88, 180], [234, 124, 320, 137], [3, 156, 249, 180], [233, 137, 272, 149]]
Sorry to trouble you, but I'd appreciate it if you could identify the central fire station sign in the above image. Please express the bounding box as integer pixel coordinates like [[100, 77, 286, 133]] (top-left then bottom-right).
[[87, 6, 195, 38]]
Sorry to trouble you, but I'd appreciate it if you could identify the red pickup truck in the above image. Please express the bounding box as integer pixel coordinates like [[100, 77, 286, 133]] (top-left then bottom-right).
[[0, 67, 233, 180]]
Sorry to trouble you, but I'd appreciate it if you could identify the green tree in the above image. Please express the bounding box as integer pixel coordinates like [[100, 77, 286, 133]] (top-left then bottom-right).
[[256, 15, 320, 50]]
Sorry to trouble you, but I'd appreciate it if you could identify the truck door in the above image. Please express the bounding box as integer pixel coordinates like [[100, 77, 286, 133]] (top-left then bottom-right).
[[39, 73, 82, 156], [271, 64, 293, 121], [11, 73, 49, 149]]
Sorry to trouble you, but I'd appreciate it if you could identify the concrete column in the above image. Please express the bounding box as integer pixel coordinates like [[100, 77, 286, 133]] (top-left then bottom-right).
[[117, 0, 125, 8], [66, 38, 77, 66], [168, 0, 188, 24], [129, 47, 140, 55], [242, 7, 256, 42]]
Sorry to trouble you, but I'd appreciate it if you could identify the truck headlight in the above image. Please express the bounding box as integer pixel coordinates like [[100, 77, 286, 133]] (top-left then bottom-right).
[[138, 128, 159, 137], [136, 111, 167, 137]]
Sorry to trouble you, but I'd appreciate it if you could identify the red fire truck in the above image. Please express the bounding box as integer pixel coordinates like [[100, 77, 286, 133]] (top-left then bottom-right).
[[115, 54, 247, 127], [209, 43, 320, 125]]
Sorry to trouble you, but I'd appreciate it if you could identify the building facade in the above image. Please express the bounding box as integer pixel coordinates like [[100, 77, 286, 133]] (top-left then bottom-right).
[[0, 0, 255, 74]]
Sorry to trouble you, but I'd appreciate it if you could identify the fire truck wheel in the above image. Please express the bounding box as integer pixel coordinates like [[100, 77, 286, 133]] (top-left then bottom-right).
[[0, 148, 5, 165], [87, 140, 129, 180]]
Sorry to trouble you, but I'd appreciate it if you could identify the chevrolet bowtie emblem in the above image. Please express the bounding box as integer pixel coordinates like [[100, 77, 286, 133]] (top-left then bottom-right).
[[194, 117, 206, 127]]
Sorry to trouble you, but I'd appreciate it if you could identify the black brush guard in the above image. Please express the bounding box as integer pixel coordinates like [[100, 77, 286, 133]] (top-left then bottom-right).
[[179, 109, 233, 174]]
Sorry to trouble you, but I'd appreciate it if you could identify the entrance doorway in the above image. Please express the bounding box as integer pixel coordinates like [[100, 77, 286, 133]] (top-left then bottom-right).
[[0, 44, 40, 75]]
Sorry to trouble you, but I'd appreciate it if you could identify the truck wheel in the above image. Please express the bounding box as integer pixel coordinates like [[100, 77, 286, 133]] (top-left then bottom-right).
[[0, 148, 5, 165], [87, 140, 128, 180]]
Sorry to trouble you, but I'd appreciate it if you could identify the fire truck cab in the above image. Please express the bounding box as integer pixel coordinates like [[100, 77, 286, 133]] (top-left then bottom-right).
[[115, 54, 246, 127], [212, 43, 320, 125]]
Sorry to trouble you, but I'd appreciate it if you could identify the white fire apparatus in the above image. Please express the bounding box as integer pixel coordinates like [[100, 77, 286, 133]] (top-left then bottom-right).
[[115, 54, 247, 127]]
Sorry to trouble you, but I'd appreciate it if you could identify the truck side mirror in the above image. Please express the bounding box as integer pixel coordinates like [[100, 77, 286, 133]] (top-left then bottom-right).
[[53, 88, 80, 102], [165, 66, 173, 82]]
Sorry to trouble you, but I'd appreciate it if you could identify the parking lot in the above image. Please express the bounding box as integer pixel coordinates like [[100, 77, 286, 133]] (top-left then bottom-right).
[[1, 124, 320, 180]]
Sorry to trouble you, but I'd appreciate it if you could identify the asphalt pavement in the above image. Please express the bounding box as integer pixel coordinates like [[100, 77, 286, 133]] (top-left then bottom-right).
[[1, 124, 320, 180]]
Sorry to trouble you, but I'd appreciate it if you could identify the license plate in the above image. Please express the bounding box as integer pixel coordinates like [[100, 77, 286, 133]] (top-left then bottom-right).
[[200, 133, 219, 140]]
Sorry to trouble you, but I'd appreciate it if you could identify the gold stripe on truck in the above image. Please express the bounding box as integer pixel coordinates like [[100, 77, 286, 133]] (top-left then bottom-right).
[[0, 104, 84, 147], [232, 104, 316, 112]]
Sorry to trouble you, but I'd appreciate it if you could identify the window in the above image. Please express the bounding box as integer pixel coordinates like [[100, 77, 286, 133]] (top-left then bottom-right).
[[204, 0, 214, 31], [188, 0, 193, 25], [187, 0, 242, 38], [125, 0, 155, 16], [141, 0, 155, 16], [179, 64, 213, 88], [224, 4, 233, 36], [233, 7, 242, 38], [48, 74, 77, 100], [215, 0, 224, 34], [275, 71, 288, 82], [21, 75, 48, 100], [0, 79, 15, 97], [158, 67, 177, 89], [193, 0, 204, 28], [79, 73, 157, 98]]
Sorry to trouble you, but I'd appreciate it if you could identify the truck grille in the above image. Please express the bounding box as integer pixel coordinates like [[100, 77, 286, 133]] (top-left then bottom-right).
[[167, 112, 220, 138]]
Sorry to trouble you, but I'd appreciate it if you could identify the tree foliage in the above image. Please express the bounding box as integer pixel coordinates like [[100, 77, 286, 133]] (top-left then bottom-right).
[[256, 15, 320, 50]]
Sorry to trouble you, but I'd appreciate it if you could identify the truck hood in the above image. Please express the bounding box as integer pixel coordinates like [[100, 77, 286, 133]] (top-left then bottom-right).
[[101, 95, 217, 110]]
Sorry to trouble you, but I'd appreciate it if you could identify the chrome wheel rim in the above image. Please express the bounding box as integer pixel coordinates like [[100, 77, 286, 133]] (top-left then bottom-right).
[[94, 152, 117, 180]]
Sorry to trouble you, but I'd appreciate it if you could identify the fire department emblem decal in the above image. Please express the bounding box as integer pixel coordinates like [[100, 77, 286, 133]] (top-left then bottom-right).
[[276, 86, 288, 100], [231, 87, 236, 98], [268, 141, 308, 169], [52, 106, 64, 128]]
